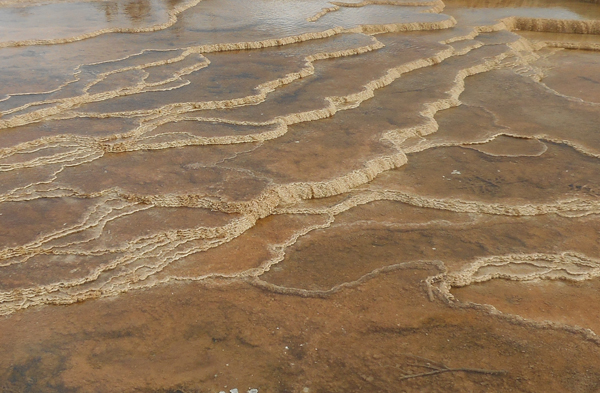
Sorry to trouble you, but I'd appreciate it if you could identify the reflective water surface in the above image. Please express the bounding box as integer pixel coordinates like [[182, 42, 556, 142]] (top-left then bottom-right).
[[1, 0, 600, 391]]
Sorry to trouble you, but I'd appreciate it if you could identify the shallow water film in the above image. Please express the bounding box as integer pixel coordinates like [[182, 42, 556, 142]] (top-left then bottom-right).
[[1, 0, 600, 391]]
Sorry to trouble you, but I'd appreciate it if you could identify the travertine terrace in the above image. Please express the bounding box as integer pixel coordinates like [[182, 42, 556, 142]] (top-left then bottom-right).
[[1, 0, 600, 391]]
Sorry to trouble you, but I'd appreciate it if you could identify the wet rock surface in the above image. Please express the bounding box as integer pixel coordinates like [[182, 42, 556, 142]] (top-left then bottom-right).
[[1, 0, 600, 391]]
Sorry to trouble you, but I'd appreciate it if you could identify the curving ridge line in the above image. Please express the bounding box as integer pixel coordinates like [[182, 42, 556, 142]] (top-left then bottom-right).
[[307, 0, 446, 22], [12, 14, 600, 135], [4, 16, 598, 201], [0, 0, 204, 49], [0, 33, 388, 168], [0, 26, 347, 130], [0, 18, 458, 136], [0, 209, 260, 313], [0, 39, 523, 315], [247, 261, 445, 298], [114, 46, 516, 218], [275, 188, 600, 218], [0, 196, 150, 264], [0, 54, 211, 119], [426, 252, 600, 343], [0, 34, 549, 211], [3, 6, 600, 316]]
